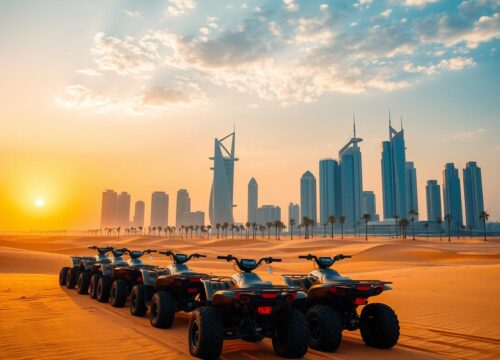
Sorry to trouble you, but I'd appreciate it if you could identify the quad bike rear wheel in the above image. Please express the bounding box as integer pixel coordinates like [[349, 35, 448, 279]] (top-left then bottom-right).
[[360, 303, 399, 349], [89, 274, 101, 299], [66, 268, 78, 289], [59, 267, 70, 286], [272, 308, 309, 358], [110, 279, 127, 307], [188, 306, 223, 360], [77, 271, 90, 295], [96, 276, 112, 303], [130, 284, 147, 316], [150, 290, 176, 328], [306, 305, 342, 352]]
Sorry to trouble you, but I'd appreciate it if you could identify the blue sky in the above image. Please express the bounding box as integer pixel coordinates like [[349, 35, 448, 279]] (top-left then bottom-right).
[[0, 0, 499, 229]]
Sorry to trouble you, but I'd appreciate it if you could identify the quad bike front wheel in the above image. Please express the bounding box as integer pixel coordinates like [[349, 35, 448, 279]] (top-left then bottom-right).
[[150, 290, 176, 328], [130, 284, 147, 316], [89, 274, 101, 299], [272, 308, 309, 358], [77, 271, 90, 295], [188, 306, 223, 360], [66, 268, 78, 289], [96, 276, 112, 303], [306, 305, 342, 352], [59, 267, 70, 286], [110, 279, 127, 307], [360, 303, 400, 349]]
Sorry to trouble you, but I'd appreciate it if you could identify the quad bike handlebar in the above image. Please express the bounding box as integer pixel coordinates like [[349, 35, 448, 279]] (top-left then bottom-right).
[[110, 248, 128, 257], [125, 249, 157, 259], [217, 255, 282, 273], [158, 251, 206, 264], [87, 246, 113, 255], [298, 254, 352, 269]]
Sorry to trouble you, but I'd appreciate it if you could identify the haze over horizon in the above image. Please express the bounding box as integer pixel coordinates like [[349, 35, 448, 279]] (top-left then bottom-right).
[[0, 0, 499, 230]]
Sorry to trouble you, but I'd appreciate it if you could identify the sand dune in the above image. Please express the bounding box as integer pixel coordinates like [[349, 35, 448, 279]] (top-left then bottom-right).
[[1, 234, 499, 359]]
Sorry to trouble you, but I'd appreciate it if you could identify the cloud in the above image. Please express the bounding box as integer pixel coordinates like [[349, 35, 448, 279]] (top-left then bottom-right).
[[165, 0, 197, 17], [76, 68, 102, 77], [452, 128, 486, 140], [140, 82, 206, 107], [283, 0, 299, 12], [403, 56, 476, 74], [123, 10, 141, 18], [381, 9, 393, 17], [395, 0, 440, 7]]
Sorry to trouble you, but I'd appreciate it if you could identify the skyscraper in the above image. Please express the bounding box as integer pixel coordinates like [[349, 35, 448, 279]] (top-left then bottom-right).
[[300, 171, 317, 223], [381, 114, 408, 220], [288, 202, 300, 225], [247, 178, 258, 224], [117, 191, 131, 227], [100, 189, 117, 228], [256, 205, 281, 225], [339, 117, 363, 227], [209, 131, 237, 225], [406, 162, 419, 219], [176, 189, 191, 228], [133, 200, 145, 228], [151, 191, 169, 227], [463, 161, 484, 229], [443, 163, 463, 230], [183, 211, 205, 227], [319, 159, 340, 225], [361, 191, 378, 221], [425, 180, 442, 222]]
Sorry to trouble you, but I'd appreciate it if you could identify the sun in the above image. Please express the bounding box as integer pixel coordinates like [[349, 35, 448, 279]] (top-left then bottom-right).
[[35, 198, 45, 207]]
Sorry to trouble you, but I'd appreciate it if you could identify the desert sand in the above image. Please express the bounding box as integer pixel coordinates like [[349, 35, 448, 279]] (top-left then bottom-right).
[[1, 234, 499, 359]]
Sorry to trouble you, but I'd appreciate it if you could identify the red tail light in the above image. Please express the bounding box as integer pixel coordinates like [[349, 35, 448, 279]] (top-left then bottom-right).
[[236, 292, 251, 304], [166, 277, 182, 286], [187, 287, 198, 294], [329, 287, 346, 296], [355, 285, 370, 291], [354, 298, 367, 305], [257, 306, 273, 315], [261, 292, 279, 299], [189, 277, 201, 283], [136, 276, 143, 283]]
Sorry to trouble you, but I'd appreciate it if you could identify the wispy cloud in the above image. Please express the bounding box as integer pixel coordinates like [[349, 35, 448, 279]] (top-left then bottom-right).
[[165, 0, 197, 17], [123, 10, 141, 18], [76, 68, 102, 77], [452, 128, 486, 140]]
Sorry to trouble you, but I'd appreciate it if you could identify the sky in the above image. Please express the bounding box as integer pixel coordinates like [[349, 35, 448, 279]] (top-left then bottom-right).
[[0, 0, 499, 231]]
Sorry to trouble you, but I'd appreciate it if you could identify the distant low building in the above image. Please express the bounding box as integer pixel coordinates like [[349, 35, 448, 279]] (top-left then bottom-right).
[[183, 211, 205, 227], [257, 205, 281, 225]]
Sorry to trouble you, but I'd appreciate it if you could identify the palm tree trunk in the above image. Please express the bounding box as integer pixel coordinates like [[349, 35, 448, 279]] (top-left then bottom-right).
[[365, 222, 368, 241], [483, 220, 487, 242]]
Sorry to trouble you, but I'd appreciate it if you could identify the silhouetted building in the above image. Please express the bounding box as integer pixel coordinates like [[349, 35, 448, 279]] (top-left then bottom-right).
[[319, 159, 340, 225], [425, 180, 442, 222], [151, 191, 169, 227], [176, 189, 191, 228], [288, 202, 300, 225], [256, 205, 281, 225], [463, 161, 484, 229], [101, 189, 117, 228], [300, 171, 317, 223], [247, 178, 258, 224], [406, 162, 419, 220], [361, 191, 379, 221], [183, 211, 205, 227], [133, 201, 145, 228], [117, 191, 131, 227], [443, 163, 463, 230]]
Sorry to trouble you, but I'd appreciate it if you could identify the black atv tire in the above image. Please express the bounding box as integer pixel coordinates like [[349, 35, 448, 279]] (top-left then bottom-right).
[[188, 306, 223, 360], [130, 284, 147, 316], [66, 268, 78, 289], [110, 279, 127, 307], [150, 290, 176, 329], [96, 276, 112, 303], [242, 334, 264, 342], [360, 303, 400, 349], [59, 267, 70, 286], [89, 274, 101, 299], [77, 271, 91, 295], [272, 308, 309, 358], [306, 305, 342, 352]]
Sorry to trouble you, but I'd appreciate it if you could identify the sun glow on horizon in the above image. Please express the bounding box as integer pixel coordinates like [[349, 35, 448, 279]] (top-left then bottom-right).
[[35, 198, 45, 208]]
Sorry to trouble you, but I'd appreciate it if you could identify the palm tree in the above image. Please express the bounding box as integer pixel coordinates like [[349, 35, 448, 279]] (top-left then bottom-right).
[[409, 209, 418, 240], [302, 217, 310, 239], [215, 223, 221, 239], [245, 222, 250, 238], [266, 222, 272, 239], [339, 215, 346, 239], [223, 222, 229, 238], [322, 223, 328, 237], [393, 215, 400, 238], [274, 220, 281, 239], [297, 223, 302, 238], [436, 216, 443, 241], [328, 215, 336, 238], [362, 213, 371, 241], [424, 222, 429, 239], [400, 219, 409, 238], [480, 211, 489, 241], [252, 223, 257, 239], [289, 219, 295, 240], [157, 226, 162, 237], [444, 214, 452, 242], [206, 225, 211, 238]]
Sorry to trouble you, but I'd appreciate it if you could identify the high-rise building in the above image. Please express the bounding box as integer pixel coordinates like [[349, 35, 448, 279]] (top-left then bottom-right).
[[247, 178, 258, 224], [339, 118, 363, 227], [443, 163, 463, 230], [319, 159, 340, 225], [406, 162, 419, 219], [176, 189, 191, 228], [133, 200, 145, 228], [425, 180, 442, 222], [288, 202, 300, 225], [151, 191, 169, 227], [183, 211, 205, 227], [101, 189, 118, 228], [256, 205, 281, 225], [361, 191, 378, 221], [381, 114, 408, 220], [463, 161, 484, 229], [117, 191, 131, 227], [209, 131, 237, 225], [300, 171, 317, 223]]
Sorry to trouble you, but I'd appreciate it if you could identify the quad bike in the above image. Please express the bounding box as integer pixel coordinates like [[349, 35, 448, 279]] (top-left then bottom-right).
[[187, 254, 309, 360], [58, 246, 112, 294], [281, 254, 399, 352], [90, 248, 129, 302], [129, 251, 208, 329], [107, 249, 158, 308]]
